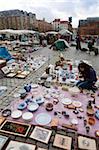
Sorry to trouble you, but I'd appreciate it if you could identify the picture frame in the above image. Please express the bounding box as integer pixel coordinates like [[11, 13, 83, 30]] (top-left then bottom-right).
[[30, 126, 52, 144], [0, 120, 31, 137], [0, 135, 9, 150], [78, 135, 97, 150], [53, 134, 72, 150], [6, 140, 36, 150], [37, 148, 48, 150], [1, 66, 10, 74], [0, 116, 5, 125]]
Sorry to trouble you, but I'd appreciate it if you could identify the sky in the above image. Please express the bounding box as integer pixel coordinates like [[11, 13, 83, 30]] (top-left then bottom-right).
[[0, 0, 99, 27]]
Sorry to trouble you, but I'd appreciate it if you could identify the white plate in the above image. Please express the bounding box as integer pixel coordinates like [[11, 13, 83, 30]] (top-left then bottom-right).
[[72, 101, 82, 108], [31, 84, 38, 89], [11, 110, 22, 119], [22, 112, 33, 121], [61, 98, 72, 105], [71, 119, 78, 125], [0, 86, 7, 91], [27, 103, 39, 112], [35, 113, 51, 125]]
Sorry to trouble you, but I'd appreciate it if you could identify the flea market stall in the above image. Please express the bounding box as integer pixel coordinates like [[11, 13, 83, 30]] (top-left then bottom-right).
[[0, 56, 99, 150]]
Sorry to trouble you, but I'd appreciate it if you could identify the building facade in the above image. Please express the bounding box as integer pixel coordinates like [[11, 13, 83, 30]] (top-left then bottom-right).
[[0, 10, 36, 30], [78, 17, 99, 37], [35, 19, 53, 32], [52, 19, 72, 32]]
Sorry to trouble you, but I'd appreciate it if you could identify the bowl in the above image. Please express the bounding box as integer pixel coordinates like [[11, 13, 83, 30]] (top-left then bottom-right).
[[88, 117, 96, 125], [22, 112, 33, 122], [46, 103, 53, 111]]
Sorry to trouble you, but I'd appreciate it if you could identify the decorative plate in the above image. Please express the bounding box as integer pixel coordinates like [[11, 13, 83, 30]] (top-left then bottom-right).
[[31, 84, 39, 89], [27, 102, 39, 112], [0, 86, 7, 91], [13, 93, 20, 98], [71, 119, 78, 125], [72, 101, 82, 108], [18, 102, 27, 110], [61, 98, 72, 105], [11, 110, 22, 119], [22, 112, 33, 122], [35, 113, 52, 125]]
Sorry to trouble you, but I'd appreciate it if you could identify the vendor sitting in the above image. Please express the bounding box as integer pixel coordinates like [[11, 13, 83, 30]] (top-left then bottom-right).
[[76, 61, 97, 92]]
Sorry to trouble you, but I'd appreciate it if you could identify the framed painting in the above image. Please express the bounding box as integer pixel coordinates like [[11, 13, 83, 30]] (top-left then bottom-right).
[[30, 126, 52, 144], [6, 140, 36, 150], [0, 135, 8, 150], [53, 134, 72, 150], [78, 135, 97, 150], [0, 120, 31, 137]]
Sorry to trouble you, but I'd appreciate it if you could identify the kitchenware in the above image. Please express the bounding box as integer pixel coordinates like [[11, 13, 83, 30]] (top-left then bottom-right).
[[72, 101, 82, 108], [46, 103, 53, 111], [35, 113, 51, 125], [27, 102, 39, 112], [2, 109, 11, 117], [18, 102, 27, 110], [22, 112, 33, 122], [11, 110, 22, 119], [61, 98, 72, 105]]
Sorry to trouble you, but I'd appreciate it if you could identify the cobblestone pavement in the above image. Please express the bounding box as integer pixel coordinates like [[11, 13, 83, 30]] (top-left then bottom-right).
[[0, 44, 99, 149]]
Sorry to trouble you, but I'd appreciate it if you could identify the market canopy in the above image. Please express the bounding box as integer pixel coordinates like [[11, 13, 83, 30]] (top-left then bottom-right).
[[59, 29, 72, 35], [46, 31, 58, 35], [0, 29, 38, 35]]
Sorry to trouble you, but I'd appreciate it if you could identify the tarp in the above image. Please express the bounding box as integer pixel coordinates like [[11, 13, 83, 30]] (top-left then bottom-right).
[[54, 39, 69, 50], [0, 47, 12, 60]]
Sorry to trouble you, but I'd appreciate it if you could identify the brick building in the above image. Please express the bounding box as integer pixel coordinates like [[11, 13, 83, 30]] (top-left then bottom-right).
[[78, 17, 99, 37], [35, 19, 53, 32]]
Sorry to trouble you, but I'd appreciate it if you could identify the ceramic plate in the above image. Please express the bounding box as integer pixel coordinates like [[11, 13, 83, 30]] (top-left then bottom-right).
[[72, 101, 82, 108], [13, 93, 20, 98], [18, 102, 27, 110], [18, 89, 26, 94], [71, 119, 78, 125], [11, 110, 22, 119], [31, 84, 39, 89], [22, 112, 33, 121], [61, 98, 72, 105], [0, 86, 7, 91], [27, 103, 39, 112], [35, 113, 52, 125]]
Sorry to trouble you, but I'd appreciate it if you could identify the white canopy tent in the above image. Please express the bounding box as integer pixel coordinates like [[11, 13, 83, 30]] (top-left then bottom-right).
[[0, 29, 37, 35], [59, 29, 72, 35], [46, 31, 58, 35]]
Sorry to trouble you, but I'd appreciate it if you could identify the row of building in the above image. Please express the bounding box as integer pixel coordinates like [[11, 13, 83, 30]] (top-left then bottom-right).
[[0, 9, 72, 33], [78, 17, 99, 37], [0, 10, 53, 32]]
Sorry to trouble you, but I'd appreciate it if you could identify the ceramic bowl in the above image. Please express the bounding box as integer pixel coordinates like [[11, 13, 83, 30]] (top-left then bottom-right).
[[46, 103, 53, 111], [22, 112, 33, 122], [27, 102, 39, 112]]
